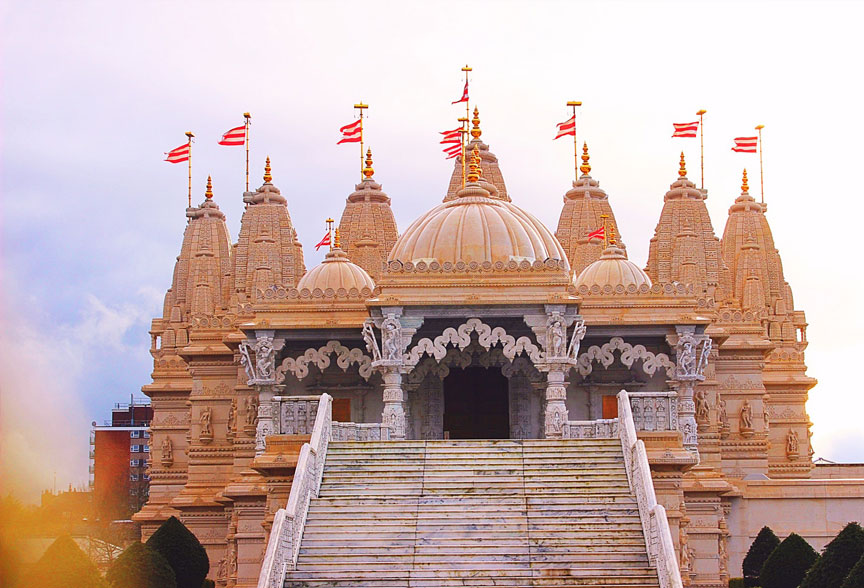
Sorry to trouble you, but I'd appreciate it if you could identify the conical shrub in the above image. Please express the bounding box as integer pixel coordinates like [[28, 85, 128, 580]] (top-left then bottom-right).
[[145, 516, 209, 588], [743, 526, 781, 587], [21, 534, 107, 588], [759, 532, 819, 588], [106, 542, 176, 588], [801, 522, 864, 588], [840, 552, 864, 588]]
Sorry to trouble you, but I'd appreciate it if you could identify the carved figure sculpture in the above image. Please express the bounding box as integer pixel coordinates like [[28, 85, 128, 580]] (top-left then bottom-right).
[[680, 530, 691, 571], [246, 396, 259, 427], [362, 320, 382, 362], [238, 340, 255, 381], [161, 437, 173, 463], [567, 319, 587, 359], [697, 338, 712, 374], [200, 407, 212, 436], [763, 398, 770, 431], [227, 398, 237, 433], [254, 337, 275, 380], [718, 399, 728, 427], [381, 317, 402, 361], [216, 557, 227, 581], [786, 429, 799, 456], [695, 389, 710, 424], [677, 337, 697, 377], [739, 399, 753, 431], [546, 314, 566, 359]]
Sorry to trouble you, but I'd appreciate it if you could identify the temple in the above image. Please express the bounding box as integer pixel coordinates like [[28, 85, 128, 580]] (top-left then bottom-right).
[[136, 111, 864, 588]]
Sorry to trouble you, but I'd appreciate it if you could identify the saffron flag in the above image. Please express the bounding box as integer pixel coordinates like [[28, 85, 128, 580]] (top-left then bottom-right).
[[315, 231, 332, 251], [164, 143, 190, 164], [554, 115, 576, 140], [586, 226, 605, 241], [337, 119, 362, 144], [452, 80, 469, 104], [218, 125, 246, 146], [672, 121, 699, 138], [444, 150, 461, 160], [732, 136, 758, 153]]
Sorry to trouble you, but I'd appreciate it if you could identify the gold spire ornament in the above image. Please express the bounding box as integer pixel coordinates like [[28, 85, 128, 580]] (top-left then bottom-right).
[[600, 213, 610, 248], [678, 152, 687, 178], [471, 107, 482, 140], [741, 169, 749, 193], [363, 148, 374, 179], [580, 142, 591, 176], [334, 227, 342, 249], [467, 145, 481, 183], [205, 175, 213, 200], [264, 156, 272, 183], [458, 116, 469, 189]]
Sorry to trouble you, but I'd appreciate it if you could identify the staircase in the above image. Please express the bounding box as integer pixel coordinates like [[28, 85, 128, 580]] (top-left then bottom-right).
[[284, 438, 660, 588]]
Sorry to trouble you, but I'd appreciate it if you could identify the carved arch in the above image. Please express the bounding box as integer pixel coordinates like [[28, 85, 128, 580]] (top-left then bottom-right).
[[275, 340, 374, 382], [576, 337, 675, 378], [407, 345, 541, 385], [404, 318, 542, 366]]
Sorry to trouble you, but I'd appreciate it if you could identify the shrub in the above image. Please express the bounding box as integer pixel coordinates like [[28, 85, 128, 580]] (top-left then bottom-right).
[[800, 522, 864, 588], [743, 527, 781, 587], [759, 533, 819, 588], [145, 516, 209, 588], [106, 542, 176, 588], [201, 580, 215, 588], [729, 578, 747, 588], [840, 552, 864, 588], [20, 534, 107, 588]]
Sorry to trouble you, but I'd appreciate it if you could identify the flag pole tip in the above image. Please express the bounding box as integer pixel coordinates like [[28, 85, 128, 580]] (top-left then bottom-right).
[[755, 124, 765, 130], [363, 148, 375, 179], [244, 112, 251, 119], [580, 142, 591, 176], [678, 152, 687, 178], [264, 157, 272, 183], [185, 131, 194, 138], [697, 109, 707, 115], [567, 101, 582, 107], [205, 175, 213, 199]]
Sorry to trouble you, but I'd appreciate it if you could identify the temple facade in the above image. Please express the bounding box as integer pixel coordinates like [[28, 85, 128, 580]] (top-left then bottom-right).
[[135, 113, 864, 588]]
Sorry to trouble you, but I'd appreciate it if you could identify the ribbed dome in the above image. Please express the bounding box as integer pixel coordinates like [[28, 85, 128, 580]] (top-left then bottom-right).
[[574, 245, 652, 290], [388, 183, 568, 267], [297, 248, 375, 292]]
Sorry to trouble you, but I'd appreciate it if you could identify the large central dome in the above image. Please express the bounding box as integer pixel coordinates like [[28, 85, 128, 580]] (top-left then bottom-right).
[[388, 184, 568, 267]]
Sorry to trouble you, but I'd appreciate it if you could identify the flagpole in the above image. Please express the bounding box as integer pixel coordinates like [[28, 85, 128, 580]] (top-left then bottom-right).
[[458, 116, 469, 189], [243, 113, 251, 191], [461, 65, 472, 188], [600, 214, 609, 248], [697, 109, 706, 190], [185, 132, 194, 208], [326, 218, 334, 252], [354, 103, 368, 181], [755, 124, 765, 204], [567, 101, 582, 182]]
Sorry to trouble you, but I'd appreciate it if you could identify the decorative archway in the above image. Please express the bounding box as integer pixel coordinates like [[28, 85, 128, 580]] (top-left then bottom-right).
[[575, 337, 675, 378], [275, 340, 374, 383], [404, 318, 543, 367]]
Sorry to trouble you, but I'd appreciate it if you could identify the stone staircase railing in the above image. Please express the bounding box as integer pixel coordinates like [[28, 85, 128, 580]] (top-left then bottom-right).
[[567, 418, 619, 438], [618, 389, 683, 588], [257, 393, 332, 588], [332, 421, 392, 441]]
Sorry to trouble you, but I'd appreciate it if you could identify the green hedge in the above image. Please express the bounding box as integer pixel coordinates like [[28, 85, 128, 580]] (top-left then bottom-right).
[[759, 533, 819, 588], [21, 535, 107, 588], [801, 522, 864, 588], [106, 542, 176, 588], [743, 527, 780, 587], [146, 517, 209, 588], [840, 551, 864, 588]]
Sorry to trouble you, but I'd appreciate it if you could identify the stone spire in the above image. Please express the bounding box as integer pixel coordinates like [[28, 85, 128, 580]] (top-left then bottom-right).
[[163, 175, 233, 322], [645, 153, 729, 300], [555, 142, 625, 275], [337, 148, 398, 282], [444, 107, 511, 202], [233, 158, 306, 304]]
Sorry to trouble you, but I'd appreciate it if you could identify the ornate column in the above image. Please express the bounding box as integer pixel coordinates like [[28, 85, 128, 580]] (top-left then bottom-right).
[[672, 328, 712, 455], [534, 308, 586, 439], [364, 311, 414, 441], [239, 330, 284, 455]]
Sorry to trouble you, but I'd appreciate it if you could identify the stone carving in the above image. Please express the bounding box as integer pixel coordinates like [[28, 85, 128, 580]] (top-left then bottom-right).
[[246, 396, 259, 427], [628, 392, 678, 432], [160, 436, 173, 466], [227, 398, 237, 436], [405, 317, 543, 366], [695, 389, 709, 424], [362, 319, 381, 362], [216, 557, 228, 582], [567, 319, 587, 360], [718, 399, 730, 438], [680, 529, 691, 571], [577, 337, 675, 378], [381, 315, 403, 362], [276, 340, 374, 383], [238, 340, 255, 382], [546, 313, 567, 359], [255, 336, 276, 380], [786, 429, 799, 459], [200, 407, 213, 441], [676, 333, 711, 379], [762, 396, 770, 431], [739, 399, 754, 437]]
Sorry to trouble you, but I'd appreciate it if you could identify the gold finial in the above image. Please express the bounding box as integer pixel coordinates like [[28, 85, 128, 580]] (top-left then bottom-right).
[[471, 107, 482, 139], [580, 142, 591, 175], [334, 228, 342, 249], [362, 148, 374, 179], [263, 157, 272, 183], [741, 169, 749, 193], [678, 152, 687, 178], [467, 145, 481, 183], [608, 222, 616, 246], [205, 175, 213, 199]]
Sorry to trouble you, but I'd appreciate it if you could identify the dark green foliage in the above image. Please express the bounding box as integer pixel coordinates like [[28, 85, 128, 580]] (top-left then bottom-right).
[[759, 533, 819, 588], [729, 578, 747, 588], [20, 534, 108, 588], [145, 516, 209, 588], [201, 580, 215, 588], [801, 522, 864, 588], [743, 527, 781, 587], [106, 542, 176, 588], [840, 552, 864, 588]]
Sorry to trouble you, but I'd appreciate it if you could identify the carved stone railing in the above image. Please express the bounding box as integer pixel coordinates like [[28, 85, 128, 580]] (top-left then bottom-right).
[[274, 395, 320, 435], [628, 391, 679, 432], [618, 390, 683, 588], [567, 419, 619, 439], [332, 421, 392, 441], [257, 393, 332, 588]]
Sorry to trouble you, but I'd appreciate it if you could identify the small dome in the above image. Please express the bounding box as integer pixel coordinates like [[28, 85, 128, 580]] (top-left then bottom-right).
[[389, 183, 568, 267], [297, 248, 375, 292], [574, 245, 652, 290]]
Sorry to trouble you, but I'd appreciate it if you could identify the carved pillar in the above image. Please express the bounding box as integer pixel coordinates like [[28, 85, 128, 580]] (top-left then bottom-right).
[[544, 368, 570, 439], [239, 331, 284, 456], [381, 368, 406, 440], [672, 328, 712, 456], [368, 309, 417, 441]]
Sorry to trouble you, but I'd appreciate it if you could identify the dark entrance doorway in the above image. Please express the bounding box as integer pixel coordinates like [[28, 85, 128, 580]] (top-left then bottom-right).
[[443, 367, 510, 439]]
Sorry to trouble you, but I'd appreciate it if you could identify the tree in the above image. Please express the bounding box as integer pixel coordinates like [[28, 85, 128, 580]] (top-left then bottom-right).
[[19, 534, 108, 588], [759, 533, 819, 588], [743, 526, 781, 587], [145, 516, 209, 588], [106, 542, 176, 588], [801, 522, 864, 588], [840, 552, 864, 588]]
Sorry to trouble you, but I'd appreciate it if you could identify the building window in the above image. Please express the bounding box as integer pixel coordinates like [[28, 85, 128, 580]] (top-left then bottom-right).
[[143, 445, 150, 453], [130, 459, 142, 467], [143, 431, 150, 438], [143, 474, 150, 481], [130, 431, 140, 438], [131, 445, 141, 453], [130, 474, 139, 481]]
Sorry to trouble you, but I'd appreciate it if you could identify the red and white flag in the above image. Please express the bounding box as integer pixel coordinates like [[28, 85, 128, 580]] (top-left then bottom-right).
[[164, 143, 190, 164], [452, 80, 469, 104], [315, 231, 332, 251], [732, 136, 758, 153], [672, 121, 699, 138], [218, 124, 246, 146], [337, 119, 362, 144], [440, 127, 461, 143], [554, 115, 576, 140], [586, 226, 605, 241]]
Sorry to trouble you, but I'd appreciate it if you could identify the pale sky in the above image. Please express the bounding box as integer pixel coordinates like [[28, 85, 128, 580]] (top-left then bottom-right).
[[2, 0, 863, 501]]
